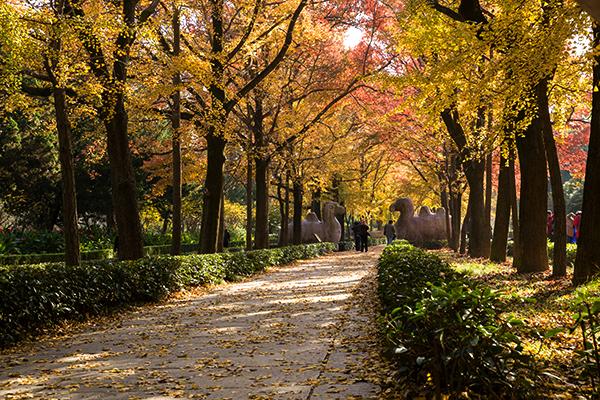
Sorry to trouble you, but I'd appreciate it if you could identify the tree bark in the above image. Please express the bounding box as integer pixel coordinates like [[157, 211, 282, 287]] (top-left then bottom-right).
[[171, 6, 182, 256], [53, 88, 80, 266], [200, 131, 227, 253], [441, 109, 490, 258], [460, 198, 471, 255], [509, 156, 521, 268], [538, 79, 567, 276], [514, 83, 549, 273], [490, 153, 511, 262], [217, 196, 224, 253], [485, 153, 493, 228], [573, 23, 600, 284], [246, 153, 253, 251], [292, 180, 303, 245]]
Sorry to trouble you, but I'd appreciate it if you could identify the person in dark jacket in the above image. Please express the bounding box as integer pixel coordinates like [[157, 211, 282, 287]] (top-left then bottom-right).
[[223, 229, 231, 248], [358, 221, 370, 252], [351, 221, 361, 251], [383, 220, 395, 245]]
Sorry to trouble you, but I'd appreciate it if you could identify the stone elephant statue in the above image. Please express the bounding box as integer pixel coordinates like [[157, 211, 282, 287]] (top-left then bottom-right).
[[288, 201, 346, 243], [390, 198, 449, 245]]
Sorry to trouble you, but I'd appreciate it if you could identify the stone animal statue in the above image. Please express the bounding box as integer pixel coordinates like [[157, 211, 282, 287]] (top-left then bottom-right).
[[389, 198, 449, 245], [288, 201, 346, 243]]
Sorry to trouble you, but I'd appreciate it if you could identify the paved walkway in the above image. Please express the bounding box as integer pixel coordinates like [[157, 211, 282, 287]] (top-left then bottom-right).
[[0, 247, 392, 400]]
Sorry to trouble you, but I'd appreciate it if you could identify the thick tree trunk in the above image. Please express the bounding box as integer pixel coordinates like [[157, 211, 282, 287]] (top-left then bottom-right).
[[538, 79, 567, 276], [490, 153, 511, 263], [441, 109, 490, 258], [515, 83, 549, 273], [53, 88, 80, 266], [449, 191, 462, 252], [104, 98, 144, 260], [217, 197, 224, 253], [254, 156, 269, 249], [200, 132, 226, 253], [485, 153, 493, 228], [573, 24, 600, 284], [292, 180, 303, 245], [171, 7, 182, 256], [465, 164, 490, 258], [246, 154, 253, 251], [509, 157, 521, 268], [277, 177, 286, 247]]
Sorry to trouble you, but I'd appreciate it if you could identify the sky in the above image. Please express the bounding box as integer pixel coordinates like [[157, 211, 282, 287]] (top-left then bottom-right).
[[344, 27, 363, 49]]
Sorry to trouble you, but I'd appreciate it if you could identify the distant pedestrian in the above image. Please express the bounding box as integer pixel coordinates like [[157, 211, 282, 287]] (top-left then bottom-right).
[[574, 211, 582, 242], [383, 220, 396, 245], [547, 210, 554, 240], [358, 221, 370, 252], [351, 221, 361, 252], [566, 213, 575, 244], [223, 229, 231, 248]]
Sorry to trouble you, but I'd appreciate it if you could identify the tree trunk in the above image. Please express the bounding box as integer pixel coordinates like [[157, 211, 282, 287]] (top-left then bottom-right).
[[254, 156, 269, 249], [246, 153, 253, 251], [171, 6, 182, 256], [277, 176, 286, 247], [485, 153, 493, 228], [514, 83, 549, 273], [573, 23, 600, 284], [53, 88, 80, 266], [460, 198, 471, 255], [449, 191, 462, 252], [490, 153, 511, 263], [441, 109, 490, 258], [441, 186, 452, 244], [292, 180, 303, 245], [199, 131, 227, 253], [509, 156, 521, 268], [282, 172, 290, 246], [465, 164, 490, 258], [104, 98, 144, 260], [538, 79, 567, 276], [217, 196, 224, 253]]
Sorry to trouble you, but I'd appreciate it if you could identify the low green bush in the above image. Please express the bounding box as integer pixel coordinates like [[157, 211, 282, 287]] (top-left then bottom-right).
[[378, 241, 532, 398], [507, 240, 577, 267], [0, 242, 335, 347]]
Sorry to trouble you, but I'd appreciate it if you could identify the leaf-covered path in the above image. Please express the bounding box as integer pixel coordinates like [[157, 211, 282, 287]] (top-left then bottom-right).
[[1, 247, 394, 399]]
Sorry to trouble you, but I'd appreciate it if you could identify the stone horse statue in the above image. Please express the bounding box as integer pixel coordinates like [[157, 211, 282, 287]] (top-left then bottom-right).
[[288, 201, 346, 243], [389, 198, 449, 245]]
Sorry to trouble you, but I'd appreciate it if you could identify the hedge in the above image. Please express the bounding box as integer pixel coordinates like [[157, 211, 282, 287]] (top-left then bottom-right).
[[0, 243, 203, 266], [378, 241, 531, 398], [0, 242, 336, 347]]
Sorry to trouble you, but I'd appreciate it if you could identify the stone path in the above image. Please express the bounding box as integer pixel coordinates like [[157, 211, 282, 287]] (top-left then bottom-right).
[[0, 247, 392, 400]]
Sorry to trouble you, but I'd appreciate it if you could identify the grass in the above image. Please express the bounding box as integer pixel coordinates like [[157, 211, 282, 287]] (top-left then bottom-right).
[[432, 249, 600, 399]]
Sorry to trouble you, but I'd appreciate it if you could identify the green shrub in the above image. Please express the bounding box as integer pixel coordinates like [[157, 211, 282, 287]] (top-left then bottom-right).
[[0, 242, 335, 347], [378, 241, 531, 398]]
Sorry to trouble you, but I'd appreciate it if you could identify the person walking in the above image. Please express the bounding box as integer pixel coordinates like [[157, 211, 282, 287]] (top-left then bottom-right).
[[566, 213, 575, 244], [351, 221, 361, 252], [547, 210, 554, 240], [383, 220, 396, 245], [358, 221, 370, 252], [574, 211, 582, 243]]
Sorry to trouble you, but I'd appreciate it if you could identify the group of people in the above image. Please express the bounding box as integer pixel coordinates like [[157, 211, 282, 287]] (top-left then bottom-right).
[[351, 221, 371, 252], [547, 210, 582, 243]]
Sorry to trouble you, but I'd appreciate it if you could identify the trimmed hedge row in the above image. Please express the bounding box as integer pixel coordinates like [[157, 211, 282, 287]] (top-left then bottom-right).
[[0, 244, 202, 266], [0, 242, 336, 347], [378, 241, 531, 398]]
